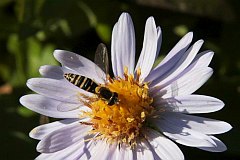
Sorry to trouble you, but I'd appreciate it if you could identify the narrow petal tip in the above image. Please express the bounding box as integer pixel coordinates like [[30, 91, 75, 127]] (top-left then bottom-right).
[[19, 96, 26, 106], [53, 49, 63, 61], [146, 16, 155, 23]]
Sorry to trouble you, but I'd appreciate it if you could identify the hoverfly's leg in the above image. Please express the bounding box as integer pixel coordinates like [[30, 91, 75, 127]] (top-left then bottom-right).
[[77, 92, 98, 109], [80, 121, 93, 125]]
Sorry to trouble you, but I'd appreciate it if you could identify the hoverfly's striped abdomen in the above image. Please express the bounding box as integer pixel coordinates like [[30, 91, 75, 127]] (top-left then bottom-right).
[[64, 73, 98, 93]]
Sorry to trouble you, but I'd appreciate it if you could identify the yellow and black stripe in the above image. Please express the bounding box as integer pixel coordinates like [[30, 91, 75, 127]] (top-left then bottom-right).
[[64, 73, 98, 93]]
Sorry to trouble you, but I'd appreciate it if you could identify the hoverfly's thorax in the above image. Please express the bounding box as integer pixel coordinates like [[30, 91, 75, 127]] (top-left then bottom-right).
[[96, 87, 119, 106]]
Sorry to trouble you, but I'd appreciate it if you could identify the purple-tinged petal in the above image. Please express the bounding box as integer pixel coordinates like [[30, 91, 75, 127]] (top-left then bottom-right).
[[37, 122, 92, 153], [100, 143, 118, 160], [88, 141, 118, 160], [111, 22, 119, 77], [190, 50, 214, 69], [54, 50, 105, 84], [111, 12, 135, 78], [154, 95, 224, 114], [30, 119, 79, 140], [133, 139, 159, 160], [27, 78, 92, 103], [156, 26, 162, 58], [135, 17, 158, 81], [36, 136, 96, 160], [146, 32, 193, 82], [160, 112, 232, 135], [107, 143, 133, 160], [150, 40, 204, 87], [151, 50, 213, 93], [143, 128, 184, 160], [150, 117, 217, 148], [116, 144, 133, 160], [39, 65, 77, 80], [198, 136, 227, 152], [151, 67, 213, 98], [72, 134, 99, 159], [20, 94, 83, 118], [39, 65, 63, 79]]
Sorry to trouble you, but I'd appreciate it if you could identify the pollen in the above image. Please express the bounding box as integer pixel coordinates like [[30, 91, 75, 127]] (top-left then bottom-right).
[[82, 67, 153, 145]]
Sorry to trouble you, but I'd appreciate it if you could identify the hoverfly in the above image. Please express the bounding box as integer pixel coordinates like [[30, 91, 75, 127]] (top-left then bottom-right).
[[58, 43, 118, 112], [63, 73, 118, 106]]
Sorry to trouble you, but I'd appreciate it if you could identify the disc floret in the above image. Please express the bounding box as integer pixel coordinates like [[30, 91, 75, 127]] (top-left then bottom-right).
[[83, 67, 153, 145]]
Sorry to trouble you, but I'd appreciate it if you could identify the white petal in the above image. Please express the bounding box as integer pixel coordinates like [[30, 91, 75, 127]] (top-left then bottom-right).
[[198, 136, 227, 152], [36, 137, 95, 160], [146, 32, 193, 82], [70, 134, 99, 160], [160, 112, 232, 135], [150, 40, 204, 87], [156, 26, 162, 58], [111, 22, 119, 77], [39, 65, 78, 80], [190, 50, 214, 69], [53, 50, 105, 84], [117, 144, 133, 160], [101, 143, 118, 160], [37, 122, 92, 153], [20, 94, 81, 118], [151, 67, 213, 98], [88, 141, 108, 160], [111, 12, 135, 77], [88, 141, 119, 160], [103, 142, 129, 160], [39, 65, 63, 79], [143, 128, 184, 160], [135, 17, 158, 81], [151, 50, 214, 95], [109, 143, 133, 160], [154, 95, 224, 114], [133, 139, 159, 160], [151, 118, 217, 148], [27, 78, 92, 103], [30, 119, 79, 140]]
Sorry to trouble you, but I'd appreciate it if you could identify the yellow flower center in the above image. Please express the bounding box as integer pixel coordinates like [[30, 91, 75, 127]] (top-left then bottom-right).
[[82, 68, 153, 145]]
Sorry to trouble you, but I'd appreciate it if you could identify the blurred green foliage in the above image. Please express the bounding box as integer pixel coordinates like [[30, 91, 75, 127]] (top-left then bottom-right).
[[0, 0, 239, 159]]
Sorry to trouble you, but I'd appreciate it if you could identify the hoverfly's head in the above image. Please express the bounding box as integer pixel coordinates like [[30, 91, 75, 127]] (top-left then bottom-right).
[[108, 92, 119, 106]]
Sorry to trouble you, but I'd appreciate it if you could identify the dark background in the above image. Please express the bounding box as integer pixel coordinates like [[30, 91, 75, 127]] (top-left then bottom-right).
[[0, 0, 239, 159]]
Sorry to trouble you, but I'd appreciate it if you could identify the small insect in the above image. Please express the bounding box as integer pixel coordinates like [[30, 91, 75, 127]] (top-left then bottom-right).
[[61, 43, 118, 111], [64, 73, 118, 106]]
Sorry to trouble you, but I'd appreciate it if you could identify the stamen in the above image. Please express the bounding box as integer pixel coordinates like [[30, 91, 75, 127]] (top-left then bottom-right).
[[136, 67, 141, 83]]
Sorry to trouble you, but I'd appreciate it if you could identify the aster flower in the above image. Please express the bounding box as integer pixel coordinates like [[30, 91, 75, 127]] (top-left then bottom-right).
[[20, 12, 232, 160]]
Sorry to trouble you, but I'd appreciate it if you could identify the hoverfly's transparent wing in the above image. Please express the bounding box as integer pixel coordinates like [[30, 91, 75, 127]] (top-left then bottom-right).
[[94, 43, 109, 80], [57, 95, 84, 112], [57, 102, 80, 112]]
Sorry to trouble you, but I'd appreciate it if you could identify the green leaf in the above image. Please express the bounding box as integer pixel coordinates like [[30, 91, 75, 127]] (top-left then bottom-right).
[[10, 131, 31, 143], [173, 25, 189, 36], [96, 23, 111, 43], [17, 106, 36, 118], [27, 37, 41, 77]]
